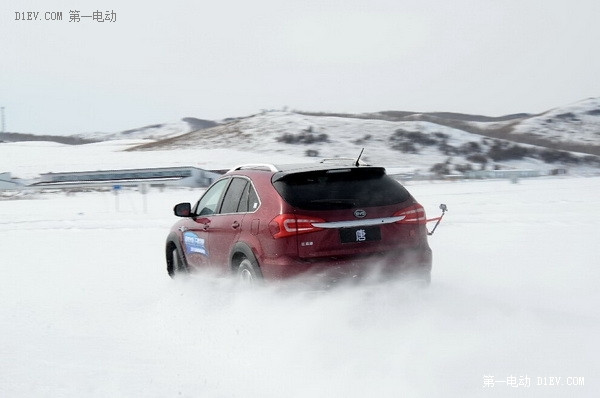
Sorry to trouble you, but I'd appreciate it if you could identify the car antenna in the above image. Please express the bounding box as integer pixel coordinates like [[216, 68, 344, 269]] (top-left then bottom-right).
[[355, 148, 365, 166]]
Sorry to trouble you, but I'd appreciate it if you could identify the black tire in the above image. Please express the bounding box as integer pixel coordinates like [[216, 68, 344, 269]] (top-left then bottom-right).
[[236, 257, 263, 286], [167, 243, 187, 278]]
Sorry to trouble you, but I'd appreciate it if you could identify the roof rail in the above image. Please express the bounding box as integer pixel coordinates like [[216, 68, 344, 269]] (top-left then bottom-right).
[[319, 157, 370, 166], [228, 163, 279, 173]]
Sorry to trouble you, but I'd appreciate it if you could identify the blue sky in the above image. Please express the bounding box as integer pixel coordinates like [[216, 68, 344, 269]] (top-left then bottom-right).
[[2, 0, 599, 134]]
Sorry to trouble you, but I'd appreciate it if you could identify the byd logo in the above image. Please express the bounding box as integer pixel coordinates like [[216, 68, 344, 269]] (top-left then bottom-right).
[[354, 209, 367, 218]]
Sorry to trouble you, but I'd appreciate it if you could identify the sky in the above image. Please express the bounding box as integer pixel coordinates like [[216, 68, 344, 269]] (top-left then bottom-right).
[[1, 0, 599, 135]]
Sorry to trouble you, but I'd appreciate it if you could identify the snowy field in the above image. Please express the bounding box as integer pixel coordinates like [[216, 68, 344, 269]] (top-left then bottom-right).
[[1, 176, 598, 397]]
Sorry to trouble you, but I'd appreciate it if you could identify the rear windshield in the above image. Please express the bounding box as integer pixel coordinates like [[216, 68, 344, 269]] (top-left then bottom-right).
[[272, 167, 410, 210]]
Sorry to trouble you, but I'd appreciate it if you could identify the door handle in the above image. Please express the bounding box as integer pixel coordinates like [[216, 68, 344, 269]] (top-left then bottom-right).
[[232, 221, 240, 229], [196, 217, 211, 231]]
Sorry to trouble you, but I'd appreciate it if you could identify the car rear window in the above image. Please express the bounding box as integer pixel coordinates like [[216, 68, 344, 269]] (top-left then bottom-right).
[[272, 167, 410, 210]]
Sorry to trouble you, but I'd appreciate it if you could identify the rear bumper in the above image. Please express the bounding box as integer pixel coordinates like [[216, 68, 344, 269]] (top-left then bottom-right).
[[259, 246, 432, 287]]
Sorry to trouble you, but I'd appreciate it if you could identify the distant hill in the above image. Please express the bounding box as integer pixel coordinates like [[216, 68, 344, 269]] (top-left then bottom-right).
[[2, 98, 599, 175], [0, 118, 218, 144], [298, 110, 531, 123], [127, 98, 600, 175], [295, 98, 600, 156], [0, 132, 98, 145], [74, 118, 218, 142]]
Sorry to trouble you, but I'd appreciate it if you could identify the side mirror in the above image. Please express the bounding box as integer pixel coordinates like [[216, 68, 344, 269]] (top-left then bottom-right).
[[174, 202, 193, 217]]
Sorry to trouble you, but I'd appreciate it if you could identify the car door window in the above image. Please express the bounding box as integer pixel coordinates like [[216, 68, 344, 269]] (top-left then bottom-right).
[[195, 179, 229, 216], [238, 183, 249, 213], [220, 178, 248, 214], [248, 184, 260, 212], [237, 182, 260, 213]]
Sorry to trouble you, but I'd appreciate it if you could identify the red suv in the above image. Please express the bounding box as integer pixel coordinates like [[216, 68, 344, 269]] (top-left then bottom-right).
[[166, 161, 433, 286]]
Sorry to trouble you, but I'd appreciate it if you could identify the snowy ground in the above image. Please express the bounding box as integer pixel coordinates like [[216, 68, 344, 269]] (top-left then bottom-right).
[[0, 141, 308, 180], [1, 176, 598, 397]]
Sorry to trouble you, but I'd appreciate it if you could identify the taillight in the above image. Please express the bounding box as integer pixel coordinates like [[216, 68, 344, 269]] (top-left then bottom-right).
[[269, 214, 326, 239], [394, 204, 426, 224]]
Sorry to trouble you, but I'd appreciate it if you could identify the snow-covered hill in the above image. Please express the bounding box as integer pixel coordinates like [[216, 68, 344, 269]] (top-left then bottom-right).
[[2, 98, 599, 179], [131, 105, 600, 175], [510, 97, 600, 150], [73, 118, 218, 142], [131, 112, 484, 172]]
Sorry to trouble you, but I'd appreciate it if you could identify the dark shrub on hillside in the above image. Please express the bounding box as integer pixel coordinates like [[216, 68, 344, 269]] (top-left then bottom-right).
[[467, 154, 488, 164], [582, 155, 600, 166], [277, 133, 296, 144], [406, 130, 437, 145], [391, 141, 419, 153], [458, 141, 482, 155], [277, 128, 329, 145], [430, 162, 451, 176], [487, 141, 529, 161], [555, 112, 579, 121], [390, 129, 454, 155], [437, 140, 459, 156], [316, 133, 329, 142], [538, 149, 580, 164], [390, 129, 437, 146], [353, 134, 372, 145], [454, 163, 473, 173]]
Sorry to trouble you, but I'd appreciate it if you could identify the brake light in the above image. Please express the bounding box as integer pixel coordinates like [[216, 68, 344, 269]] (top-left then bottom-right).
[[269, 214, 326, 239], [394, 204, 426, 224]]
